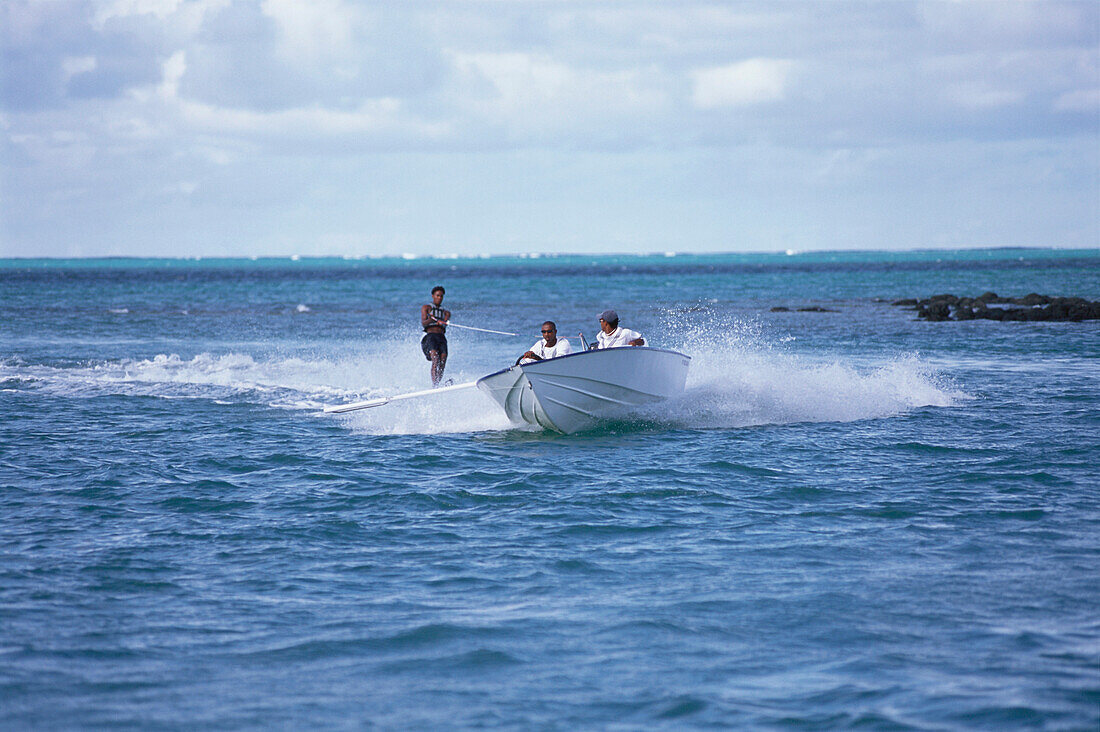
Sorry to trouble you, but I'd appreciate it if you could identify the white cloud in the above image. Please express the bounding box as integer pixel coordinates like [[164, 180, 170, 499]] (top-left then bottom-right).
[[448, 51, 669, 138], [690, 58, 795, 109], [91, 0, 231, 35], [93, 0, 184, 27], [62, 55, 97, 80], [157, 50, 186, 99], [163, 179, 197, 196], [176, 96, 449, 140], [260, 0, 355, 65], [945, 83, 1024, 110], [1054, 88, 1100, 113], [454, 52, 573, 110], [150, 41, 448, 141]]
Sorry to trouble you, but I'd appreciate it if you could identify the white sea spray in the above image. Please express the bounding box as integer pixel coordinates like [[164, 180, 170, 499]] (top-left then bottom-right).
[[654, 308, 966, 429]]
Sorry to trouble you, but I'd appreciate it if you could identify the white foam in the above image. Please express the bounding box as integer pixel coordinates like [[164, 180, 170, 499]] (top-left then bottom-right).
[[336, 388, 515, 435], [106, 348, 433, 403], [664, 352, 960, 429], [656, 314, 964, 429], [0, 340, 516, 434]]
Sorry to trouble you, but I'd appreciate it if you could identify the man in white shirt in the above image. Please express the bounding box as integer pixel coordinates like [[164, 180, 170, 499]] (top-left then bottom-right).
[[517, 321, 573, 364], [595, 310, 645, 349]]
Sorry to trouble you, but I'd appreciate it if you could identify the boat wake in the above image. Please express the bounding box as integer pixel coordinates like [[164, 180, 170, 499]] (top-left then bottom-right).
[[0, 346, 514, 435]]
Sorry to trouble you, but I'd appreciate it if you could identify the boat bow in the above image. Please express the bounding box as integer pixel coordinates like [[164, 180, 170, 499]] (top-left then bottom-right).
[[476, 347, 690, 433]]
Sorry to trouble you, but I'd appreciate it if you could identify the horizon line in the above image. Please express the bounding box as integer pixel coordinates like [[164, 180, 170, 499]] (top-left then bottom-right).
[[2, 245, 1098, 262]]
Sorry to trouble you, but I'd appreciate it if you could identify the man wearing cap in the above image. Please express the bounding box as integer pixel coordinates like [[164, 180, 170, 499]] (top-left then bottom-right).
[[517, 321, 573, 365], [595, 310, 645, 349]]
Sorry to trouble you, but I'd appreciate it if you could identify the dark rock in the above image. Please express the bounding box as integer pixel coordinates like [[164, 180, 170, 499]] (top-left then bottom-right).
[[920, 301, 951, 321], [797, 306, 837, 313], [1069, 302, 1091, 321], [1048, 300, 1069, 319], [1017, 293, 1050, 306], [770, 306, 790, 312], [892, 298, 918, 307], [981, 307, 1005, 321], [903, 292, 1098, 322]]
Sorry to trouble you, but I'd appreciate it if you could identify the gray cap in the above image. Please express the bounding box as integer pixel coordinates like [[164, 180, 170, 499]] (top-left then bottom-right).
[[598, 309, 618, 322]]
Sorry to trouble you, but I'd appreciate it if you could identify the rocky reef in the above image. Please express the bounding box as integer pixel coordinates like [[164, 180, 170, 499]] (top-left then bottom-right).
[[893, 293, 1100, 322], [770, 306, 837, 313]]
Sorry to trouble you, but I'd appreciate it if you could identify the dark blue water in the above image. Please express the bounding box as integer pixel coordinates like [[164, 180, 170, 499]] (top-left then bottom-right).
[[2, 249, 1098, 728]]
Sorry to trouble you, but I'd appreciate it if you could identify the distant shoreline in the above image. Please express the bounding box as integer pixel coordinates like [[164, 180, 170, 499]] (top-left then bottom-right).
[[2, 245, 1098, 264]]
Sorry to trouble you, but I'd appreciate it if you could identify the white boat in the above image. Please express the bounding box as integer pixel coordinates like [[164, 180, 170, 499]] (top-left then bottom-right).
[[324, 346, 691, 434], [475, 347, 691, 433]]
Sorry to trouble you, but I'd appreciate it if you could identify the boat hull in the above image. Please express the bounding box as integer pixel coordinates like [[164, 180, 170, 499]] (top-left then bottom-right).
[[475, 347, 691, 433]]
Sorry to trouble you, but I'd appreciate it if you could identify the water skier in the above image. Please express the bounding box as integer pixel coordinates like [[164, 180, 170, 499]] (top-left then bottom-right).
[[420, 286, 450, 386], [516, 321, 573, 365]]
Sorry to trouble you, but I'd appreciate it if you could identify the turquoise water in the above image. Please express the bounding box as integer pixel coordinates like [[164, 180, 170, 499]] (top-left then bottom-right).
[[2, 249, 1098, 728]]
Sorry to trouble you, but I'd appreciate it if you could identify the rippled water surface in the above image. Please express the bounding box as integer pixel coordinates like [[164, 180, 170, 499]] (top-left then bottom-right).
[[2, 250, 1098, 728]]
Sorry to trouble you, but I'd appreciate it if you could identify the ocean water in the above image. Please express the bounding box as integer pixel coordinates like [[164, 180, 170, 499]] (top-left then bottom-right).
[[1, 249, 1098, 729]]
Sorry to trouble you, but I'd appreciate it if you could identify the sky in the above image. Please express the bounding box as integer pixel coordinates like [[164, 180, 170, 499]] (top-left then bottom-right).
[[1, 0, 1098, 258]]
